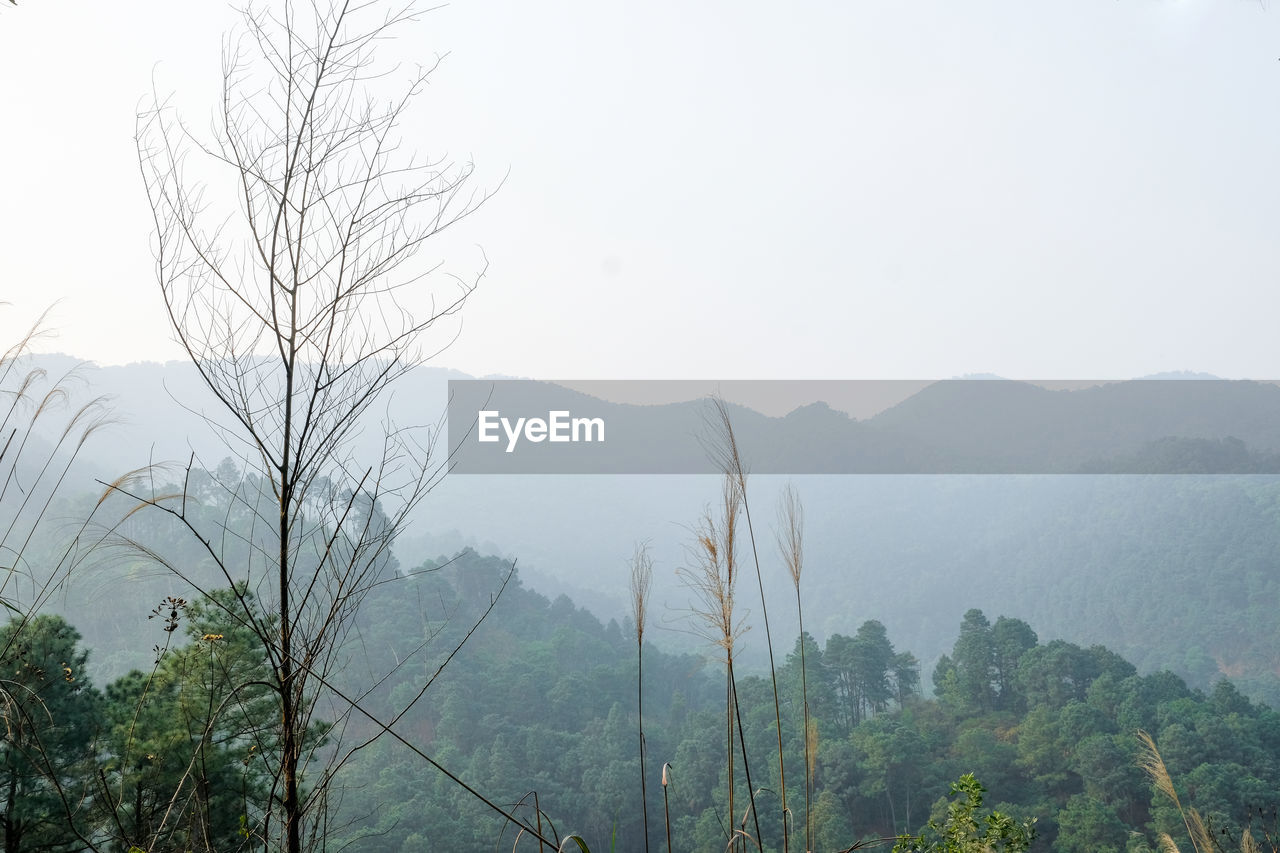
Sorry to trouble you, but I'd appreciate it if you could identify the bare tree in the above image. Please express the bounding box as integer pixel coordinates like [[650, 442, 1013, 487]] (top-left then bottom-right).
[[131, 1, 495, 849]]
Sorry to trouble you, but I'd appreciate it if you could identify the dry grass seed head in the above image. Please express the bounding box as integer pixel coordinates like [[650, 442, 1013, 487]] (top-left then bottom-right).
[[682, 475, 745, 657], [1140, 730, 1220, 853], [1139, 729, 1182, 811], [629, 542, 653, 644], [776, 482, 804, 589], [705, 396, 748, 491], [1186, 808, 1213, 853]]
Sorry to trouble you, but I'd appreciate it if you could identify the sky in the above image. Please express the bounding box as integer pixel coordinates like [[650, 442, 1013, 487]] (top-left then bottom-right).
[[1, 0, 1278, 381]]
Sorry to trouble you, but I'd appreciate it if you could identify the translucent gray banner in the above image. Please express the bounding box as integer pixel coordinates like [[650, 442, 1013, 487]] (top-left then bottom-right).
[[446, 379, 1280, 474]]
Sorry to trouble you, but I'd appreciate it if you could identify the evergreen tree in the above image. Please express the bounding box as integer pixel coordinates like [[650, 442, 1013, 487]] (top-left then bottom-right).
[[0, 615, 99, 853], [97, 591, 275, 852], [950, 610, 996, 714]]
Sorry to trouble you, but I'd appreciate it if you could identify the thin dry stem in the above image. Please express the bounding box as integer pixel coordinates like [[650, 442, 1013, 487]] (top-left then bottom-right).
[[630, 541, 654, 853], [706, 396, 787, 853], [777, 482, 811, 853]]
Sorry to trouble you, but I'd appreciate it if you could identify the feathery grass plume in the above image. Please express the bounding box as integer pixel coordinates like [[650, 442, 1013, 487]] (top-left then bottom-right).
[[777, 484, 804, 590], [1242, 828, 1261, 853], [681, 477, 742, 657], [630, 543, 654, 853], [776, 483, 812, 853], [0, 309, 114, 615], [1158, 833, 1183, 853], [706, 396, 788, 853], [681, 474, 762, 849], [1187, 809, 1214, 853], [1139, 730, 1215, 853], [631, 543, 653, 645], [1139, 730, 1182, 812], [0, 311, 130, 846]]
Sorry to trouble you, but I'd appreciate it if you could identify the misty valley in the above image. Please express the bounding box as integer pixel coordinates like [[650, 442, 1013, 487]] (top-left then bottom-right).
[[3, 0, 1276, 848], [6, 357, 1280, 852]]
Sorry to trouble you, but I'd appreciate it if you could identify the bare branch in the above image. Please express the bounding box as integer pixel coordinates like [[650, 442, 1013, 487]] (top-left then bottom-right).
[[131, 1, 495, 848]]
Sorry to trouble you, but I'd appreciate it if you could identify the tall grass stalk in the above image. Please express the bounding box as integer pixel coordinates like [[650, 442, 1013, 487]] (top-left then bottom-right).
[[662, 763, 673, 853], [682, 474, 761, 849], [708, 398, 789, 853], [777, 484, 811, 852], [631, 543, 654, 853]]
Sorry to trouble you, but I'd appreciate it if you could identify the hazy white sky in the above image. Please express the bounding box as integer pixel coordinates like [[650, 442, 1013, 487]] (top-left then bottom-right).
[[1, 0, 1277, 380]]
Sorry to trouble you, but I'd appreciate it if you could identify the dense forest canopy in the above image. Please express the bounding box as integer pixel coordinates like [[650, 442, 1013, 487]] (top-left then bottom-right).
[[7, 543, 1280, 852], [6, 356, 1280, 852]]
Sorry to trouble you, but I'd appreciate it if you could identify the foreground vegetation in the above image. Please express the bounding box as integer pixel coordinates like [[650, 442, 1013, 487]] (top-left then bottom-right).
[[7, 539, 1280, 852], [5, 356, 1279, 853]]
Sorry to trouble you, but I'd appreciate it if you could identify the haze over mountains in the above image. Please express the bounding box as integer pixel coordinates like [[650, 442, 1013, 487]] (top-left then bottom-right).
[[450, 375, 1280, 474], [32, 355, 1280, 705], [42, 353, 1280, 475]]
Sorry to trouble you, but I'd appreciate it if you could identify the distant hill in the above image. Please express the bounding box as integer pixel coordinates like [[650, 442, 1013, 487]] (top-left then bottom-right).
[[450, 376, 1280, 474], [42, 356, 1280, 475]]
